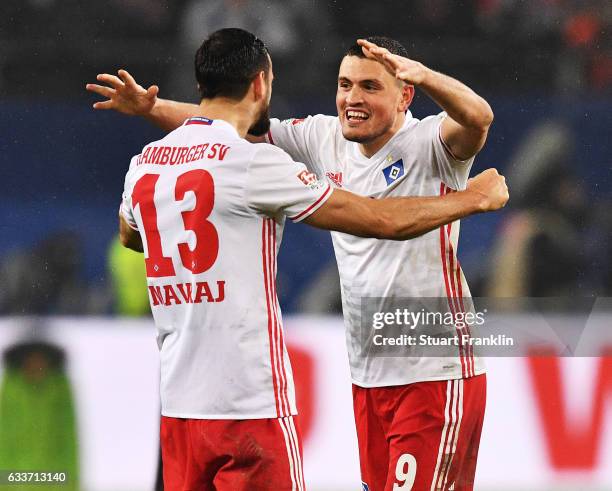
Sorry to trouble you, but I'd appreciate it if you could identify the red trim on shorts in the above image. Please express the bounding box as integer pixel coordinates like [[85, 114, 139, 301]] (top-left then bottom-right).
[[289, 184, 332, 222]]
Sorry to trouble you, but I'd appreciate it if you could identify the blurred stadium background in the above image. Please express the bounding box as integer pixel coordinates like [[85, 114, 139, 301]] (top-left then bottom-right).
[[0, 0, 610, 490]]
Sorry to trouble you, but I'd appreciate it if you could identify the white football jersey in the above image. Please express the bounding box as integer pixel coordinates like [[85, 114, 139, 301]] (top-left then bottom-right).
[[120, 117, 332, 418], [266, 112, 485, 387]]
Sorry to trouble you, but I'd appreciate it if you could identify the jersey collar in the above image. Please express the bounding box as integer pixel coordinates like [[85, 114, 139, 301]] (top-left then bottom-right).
[[184, 116, 214, 126], [183, 117, 240, 138]]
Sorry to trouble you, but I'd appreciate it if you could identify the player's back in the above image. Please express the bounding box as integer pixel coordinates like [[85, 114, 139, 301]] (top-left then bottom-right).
[[120, 116, 330, 419]]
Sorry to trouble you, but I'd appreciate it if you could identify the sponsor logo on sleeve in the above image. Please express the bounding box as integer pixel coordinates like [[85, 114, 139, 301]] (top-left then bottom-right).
[[297, 170, 318, 186], [297, 170, 326, 191], [325, 171, 343, 187], [282, 118, 305, 126]]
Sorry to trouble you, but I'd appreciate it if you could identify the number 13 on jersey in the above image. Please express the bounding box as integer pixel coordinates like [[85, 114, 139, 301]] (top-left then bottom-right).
[[131, 170, 219, 277]]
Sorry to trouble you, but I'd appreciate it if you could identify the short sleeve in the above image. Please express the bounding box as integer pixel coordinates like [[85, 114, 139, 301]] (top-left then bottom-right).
[[426, 112, 474, 190], [246, 144, 332, 222], [265, 115, 334, 178], [119, 155, 140, 230]]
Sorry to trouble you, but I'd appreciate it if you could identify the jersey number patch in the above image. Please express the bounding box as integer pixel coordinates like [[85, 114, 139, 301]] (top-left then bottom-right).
[[132, 171, 219, 277]]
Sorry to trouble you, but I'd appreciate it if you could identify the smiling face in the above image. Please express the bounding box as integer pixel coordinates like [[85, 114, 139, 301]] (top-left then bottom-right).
[[336, 55, 413, 156]]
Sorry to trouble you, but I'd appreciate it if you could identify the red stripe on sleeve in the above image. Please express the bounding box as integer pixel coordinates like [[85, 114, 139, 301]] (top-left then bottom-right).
[[289, 185, 332, 222]]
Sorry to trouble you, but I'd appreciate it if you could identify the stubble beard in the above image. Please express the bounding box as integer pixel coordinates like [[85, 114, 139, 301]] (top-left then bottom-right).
[[248, 103, 271, 137], [341, 116, 394, 145]]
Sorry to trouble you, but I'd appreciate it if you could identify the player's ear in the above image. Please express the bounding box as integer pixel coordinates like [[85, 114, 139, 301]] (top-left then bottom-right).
[[251, 71, 267, 101], [400, 84, 415, 112]]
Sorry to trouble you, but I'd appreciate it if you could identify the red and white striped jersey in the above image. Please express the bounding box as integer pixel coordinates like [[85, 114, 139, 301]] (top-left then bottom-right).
[[266, 112, 485, 387], [120, 117, 332, 418]]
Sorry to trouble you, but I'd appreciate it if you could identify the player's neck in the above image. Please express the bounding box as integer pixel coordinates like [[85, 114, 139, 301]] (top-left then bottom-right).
[[198, 98, 253, 138], [358, 113, 406, 158]]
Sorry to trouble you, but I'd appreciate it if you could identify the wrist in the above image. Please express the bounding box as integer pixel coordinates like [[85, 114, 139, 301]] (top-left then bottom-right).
[[146, 98, 163, 119], [415, 65, 433, 87], [458, 189, 488, 214]]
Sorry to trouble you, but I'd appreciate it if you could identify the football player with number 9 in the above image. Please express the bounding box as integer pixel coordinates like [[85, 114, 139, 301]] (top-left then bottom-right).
[[90, 29, 507, 491]]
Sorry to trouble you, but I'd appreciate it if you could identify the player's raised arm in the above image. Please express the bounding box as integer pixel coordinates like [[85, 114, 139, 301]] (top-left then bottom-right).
[[86, 69, 200, 132], [357, 39, 494, 161], [304, 168, 508, 240], [86, 69, 267, 142]]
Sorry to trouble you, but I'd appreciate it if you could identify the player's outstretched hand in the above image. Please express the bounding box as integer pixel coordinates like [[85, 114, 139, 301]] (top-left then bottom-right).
[[466, 168, 509, 212], [357, 38, 428, 86], [86, 69, 158, 116]]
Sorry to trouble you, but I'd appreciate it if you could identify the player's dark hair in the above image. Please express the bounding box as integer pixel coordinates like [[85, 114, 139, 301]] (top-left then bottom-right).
[[345, 36, 408, 59], [195, 28, 270, 101]]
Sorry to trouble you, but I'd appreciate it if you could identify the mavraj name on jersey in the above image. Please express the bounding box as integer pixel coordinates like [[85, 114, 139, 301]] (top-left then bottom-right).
[[148, 281, 226, 307]]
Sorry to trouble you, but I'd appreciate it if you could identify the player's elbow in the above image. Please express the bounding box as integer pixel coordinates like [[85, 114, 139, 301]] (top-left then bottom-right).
[[119, 228, 144, 252], [465, 99, 494, 133], [477, 101, 494, 130], [119, 231, 131, 248]]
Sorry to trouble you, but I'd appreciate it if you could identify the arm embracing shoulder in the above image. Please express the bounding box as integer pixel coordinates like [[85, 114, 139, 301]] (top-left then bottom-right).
[[303, 187, 485, 240]]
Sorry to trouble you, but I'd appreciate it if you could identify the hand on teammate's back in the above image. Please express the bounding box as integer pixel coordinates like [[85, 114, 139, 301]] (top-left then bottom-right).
[[466, 168, 509, 212], [86, 69, 157, 115]]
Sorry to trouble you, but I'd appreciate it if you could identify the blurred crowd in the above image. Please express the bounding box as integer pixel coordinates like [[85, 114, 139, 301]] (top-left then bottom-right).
[[0, 0, 610, 316], [1, 0, 610, 101]]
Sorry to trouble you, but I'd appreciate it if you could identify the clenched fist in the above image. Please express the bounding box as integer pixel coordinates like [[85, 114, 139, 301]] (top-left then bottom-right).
[[466, 168, 509, 212]]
